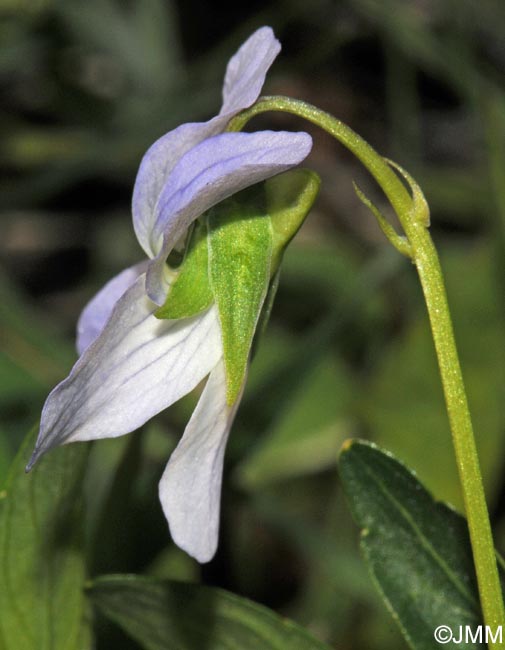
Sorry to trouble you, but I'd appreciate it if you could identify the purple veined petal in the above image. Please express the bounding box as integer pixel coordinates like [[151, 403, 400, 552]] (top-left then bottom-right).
[[159, 359, 243, 563], [76, 261, 147, 356], [27, 276, 222, 470], [145, 129, 313, 304], [220, 26, 280, 116], [132, 117, 229, 258]]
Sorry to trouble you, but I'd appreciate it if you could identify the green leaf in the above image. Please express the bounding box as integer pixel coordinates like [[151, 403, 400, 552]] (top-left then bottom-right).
[[338, 439, 484, 650], [156, 221, 213, 320], [88, 575, 331, 650], [208, 187, 273, 405], [0, 428, 90, 650]]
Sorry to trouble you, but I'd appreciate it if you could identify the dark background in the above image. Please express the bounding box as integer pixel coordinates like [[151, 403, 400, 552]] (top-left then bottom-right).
[[2, 1, 505, 647]]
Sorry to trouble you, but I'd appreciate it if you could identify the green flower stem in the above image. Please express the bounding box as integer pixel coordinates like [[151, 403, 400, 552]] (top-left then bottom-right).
[[411, 226, 505, 640], [228, 96, 505, 638]]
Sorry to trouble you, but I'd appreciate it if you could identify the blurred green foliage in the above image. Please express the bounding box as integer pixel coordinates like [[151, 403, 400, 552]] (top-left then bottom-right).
[[89, 575, 331, 650], [2, 0, 505, 648], [0, 427, 90, 649]]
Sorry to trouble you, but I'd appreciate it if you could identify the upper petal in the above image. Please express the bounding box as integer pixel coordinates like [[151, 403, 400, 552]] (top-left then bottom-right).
[[159, 359, 242, 563], [145, 130, 313, 304], [220, 26, 280, 116], [132, 27, 280, 258], [132, 119, 227, 258], [76, 261, 147, 356], [28, 275, 222, 469]]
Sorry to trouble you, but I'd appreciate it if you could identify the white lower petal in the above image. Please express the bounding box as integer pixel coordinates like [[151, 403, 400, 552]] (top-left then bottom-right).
[[159, 359, 242, 563], [76, 261, 147, 356], [28, 275, 222, 468]]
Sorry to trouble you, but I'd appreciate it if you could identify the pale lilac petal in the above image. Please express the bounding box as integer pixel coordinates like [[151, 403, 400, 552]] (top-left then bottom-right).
[[132, 118, 228, 257], [220, 26, 280, 115], [145, 130, 313, 304], [132, 27, 280, 258], [76, 261, 147, 356], [159, 359, 242, 563], [27, 278, 222, 470]]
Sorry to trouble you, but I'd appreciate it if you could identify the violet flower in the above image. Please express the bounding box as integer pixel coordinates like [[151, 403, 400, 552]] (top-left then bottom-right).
[[28, 27, 312, 562]]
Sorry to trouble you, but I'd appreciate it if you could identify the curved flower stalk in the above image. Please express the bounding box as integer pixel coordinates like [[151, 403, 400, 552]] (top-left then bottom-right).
[[28, 27, 313, 563]]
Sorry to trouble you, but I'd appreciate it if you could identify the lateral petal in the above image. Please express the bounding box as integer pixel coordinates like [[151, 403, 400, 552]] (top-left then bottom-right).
[[28, 277, 222, 469], [76, 261, 147, 356], [159, 359, 242, 563], [146, 130, 313, 304], [220, 26, 280, 115]]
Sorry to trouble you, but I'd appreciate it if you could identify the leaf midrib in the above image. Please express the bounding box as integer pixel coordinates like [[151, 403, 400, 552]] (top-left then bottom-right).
[[356, 457, 479, 612]]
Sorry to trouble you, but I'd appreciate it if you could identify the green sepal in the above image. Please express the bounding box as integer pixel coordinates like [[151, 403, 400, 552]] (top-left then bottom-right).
[[266, 168, 321, 273], [249, 169, 320, 359], [207, 187, 273, 406], [250, 268, 281, 361], [155, 221, 213, 320]]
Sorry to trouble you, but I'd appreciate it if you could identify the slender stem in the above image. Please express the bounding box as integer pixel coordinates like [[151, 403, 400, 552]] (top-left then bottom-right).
[[227, 97, 414, 219], [229, 96, 505, 638], [410, 224, 505, 639]]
